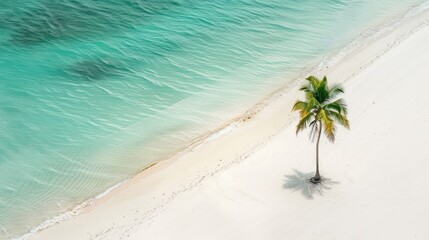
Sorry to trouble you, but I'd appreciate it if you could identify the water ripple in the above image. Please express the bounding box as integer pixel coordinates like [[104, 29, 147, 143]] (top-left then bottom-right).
[[0, 0, 427, 239]]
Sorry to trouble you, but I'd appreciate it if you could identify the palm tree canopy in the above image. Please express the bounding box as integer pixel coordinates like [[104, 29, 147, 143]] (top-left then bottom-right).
[[292, 76, 349, 142]]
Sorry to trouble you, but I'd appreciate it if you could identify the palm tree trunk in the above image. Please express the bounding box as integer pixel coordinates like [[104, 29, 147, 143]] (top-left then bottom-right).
[[312, 121, 322, 183]]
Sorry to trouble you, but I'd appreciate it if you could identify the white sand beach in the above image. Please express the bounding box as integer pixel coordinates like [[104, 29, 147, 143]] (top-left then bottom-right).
[[32, 9, 429, 240]]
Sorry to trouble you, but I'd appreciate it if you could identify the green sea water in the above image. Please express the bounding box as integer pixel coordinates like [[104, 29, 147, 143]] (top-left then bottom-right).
[[0, 0, 426, 238]]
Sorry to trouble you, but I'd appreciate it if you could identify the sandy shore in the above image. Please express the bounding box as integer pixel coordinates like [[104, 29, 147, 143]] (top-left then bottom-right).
[[31, 8, 429, 240]]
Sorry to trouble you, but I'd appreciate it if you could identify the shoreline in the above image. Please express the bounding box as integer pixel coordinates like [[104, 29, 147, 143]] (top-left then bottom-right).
[[17, 3, 429, 240]]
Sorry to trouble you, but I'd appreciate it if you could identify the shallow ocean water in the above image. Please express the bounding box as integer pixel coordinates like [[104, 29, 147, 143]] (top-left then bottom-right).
[[0, 0, 426, 238]]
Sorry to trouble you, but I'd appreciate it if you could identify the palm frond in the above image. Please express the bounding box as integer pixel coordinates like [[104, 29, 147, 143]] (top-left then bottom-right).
[[296, 112, 314, 135], [324, 99, 348, 114], [306, 76, 320, 93], [318, 109, 336, 142], [328, 83, 344, 99], [327, 110, 350, 129], [299, 85, 311, 93], [324, 103, 341, 113], [292, 100, 308, 112], [293, 75, 349, 141], [306, 75, 330, 103], [306, 93, 321, 107]]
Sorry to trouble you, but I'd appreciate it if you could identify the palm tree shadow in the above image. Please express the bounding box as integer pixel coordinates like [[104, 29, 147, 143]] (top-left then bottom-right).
[[283, 169, 339, 199]]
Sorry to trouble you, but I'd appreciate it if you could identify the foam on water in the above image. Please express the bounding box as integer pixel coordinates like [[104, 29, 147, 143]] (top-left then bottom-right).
[[0, 0, 427, 239]]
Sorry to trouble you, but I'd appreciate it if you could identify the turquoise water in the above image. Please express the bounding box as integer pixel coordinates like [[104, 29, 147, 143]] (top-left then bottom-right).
[[0, 0, 426, 238]]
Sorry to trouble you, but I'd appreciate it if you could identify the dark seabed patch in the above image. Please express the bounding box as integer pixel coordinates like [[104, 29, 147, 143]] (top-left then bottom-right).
[[68, 59, 124, 81], [4, 0, 183, 45]]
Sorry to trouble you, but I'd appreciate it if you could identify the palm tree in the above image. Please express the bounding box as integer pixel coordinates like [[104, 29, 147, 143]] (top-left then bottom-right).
[[292, 76, 349, 183]]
